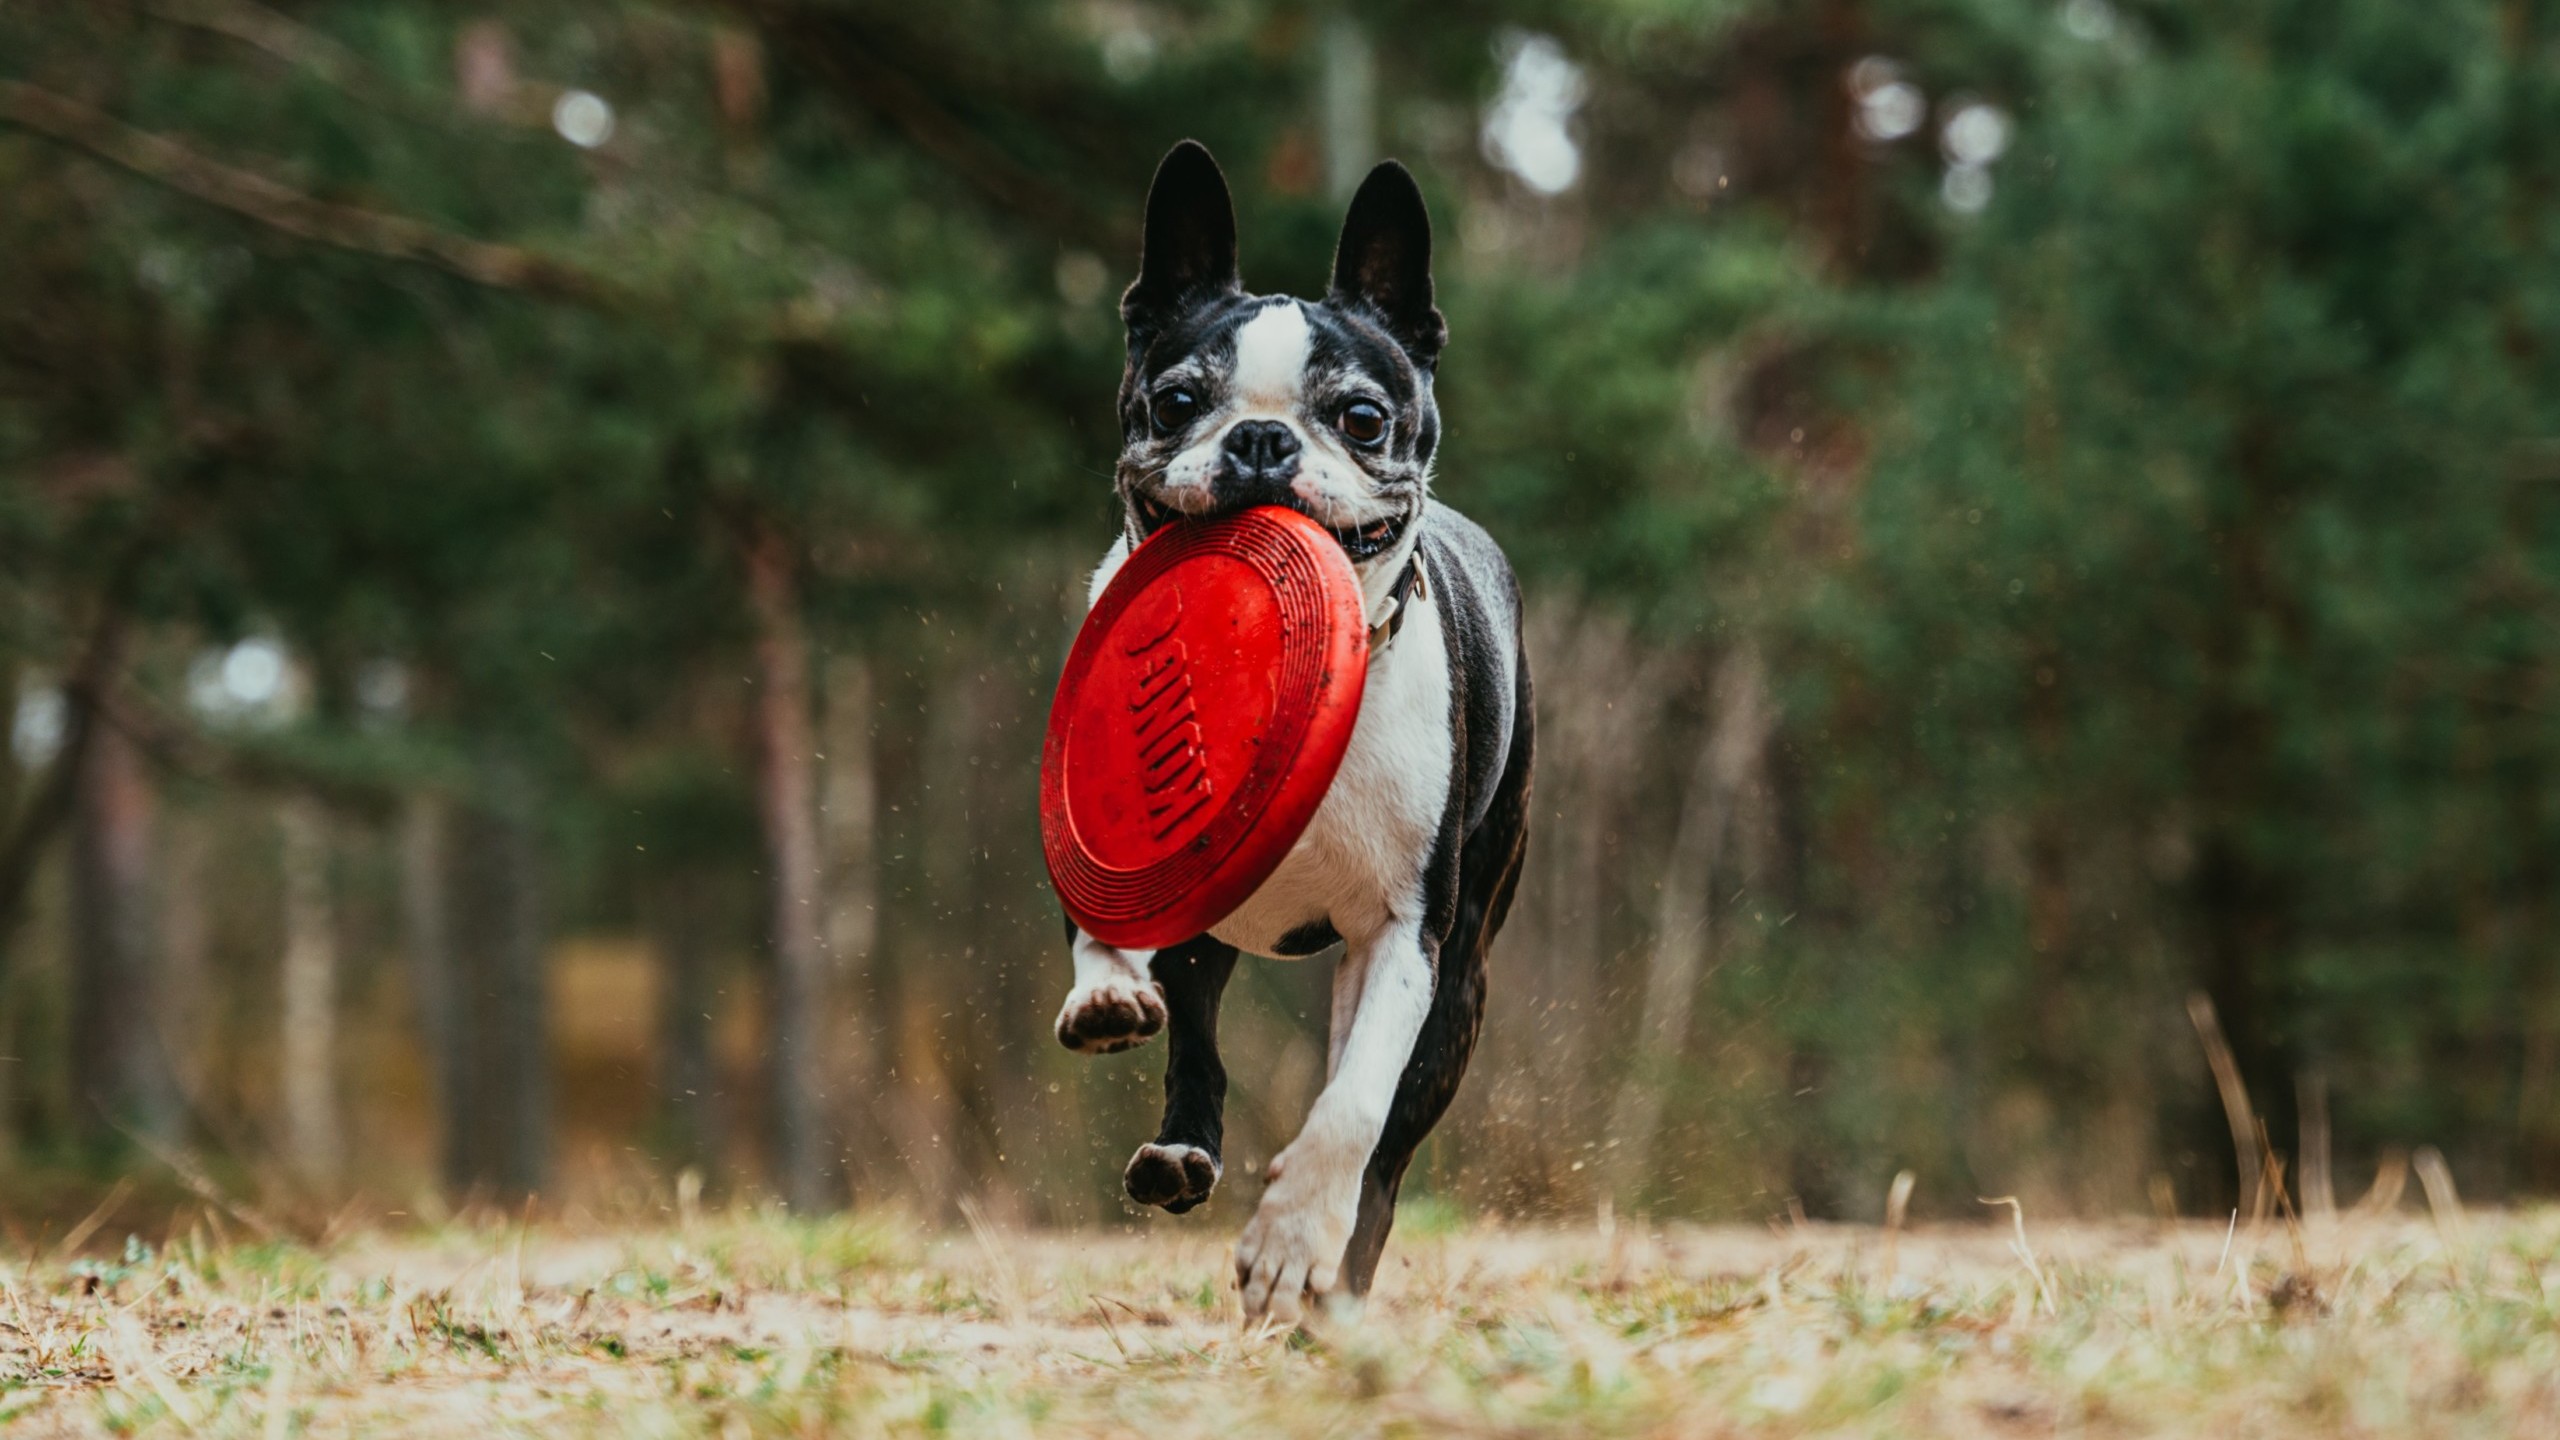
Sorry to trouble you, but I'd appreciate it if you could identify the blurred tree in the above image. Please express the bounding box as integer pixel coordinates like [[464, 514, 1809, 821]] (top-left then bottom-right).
[[1817, 0, 2560, 1205], [1, 0, 2556, 1225]]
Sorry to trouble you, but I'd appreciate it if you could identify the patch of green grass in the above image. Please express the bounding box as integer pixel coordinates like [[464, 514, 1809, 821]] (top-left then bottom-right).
[[1394, 1191, 1468, 1238]]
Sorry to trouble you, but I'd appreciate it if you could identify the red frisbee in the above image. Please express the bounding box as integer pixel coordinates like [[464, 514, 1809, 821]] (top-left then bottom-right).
[[1041, 506, 1369, 949]]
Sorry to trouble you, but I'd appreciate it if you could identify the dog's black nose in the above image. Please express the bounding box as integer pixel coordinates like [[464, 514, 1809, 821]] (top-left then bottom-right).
[[1214, 420, 1301, 507], [1221, 420, 1300, 476]]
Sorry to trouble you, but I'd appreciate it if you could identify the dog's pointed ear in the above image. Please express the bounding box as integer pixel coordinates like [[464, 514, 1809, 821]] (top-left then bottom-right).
[[1329, 160, 1445, 370], [1123, 141, 1239, 346]]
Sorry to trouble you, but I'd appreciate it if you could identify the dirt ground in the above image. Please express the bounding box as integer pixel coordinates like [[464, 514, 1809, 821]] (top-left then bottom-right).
[[1, 1201, 2554, 1436]]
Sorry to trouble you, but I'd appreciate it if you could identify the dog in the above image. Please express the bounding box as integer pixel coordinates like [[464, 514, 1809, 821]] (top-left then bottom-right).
[[1050, 140, 1535, 1326]]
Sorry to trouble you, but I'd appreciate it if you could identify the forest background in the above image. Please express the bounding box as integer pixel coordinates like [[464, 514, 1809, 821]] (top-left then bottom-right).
[[5, 0, 2557, 1233]]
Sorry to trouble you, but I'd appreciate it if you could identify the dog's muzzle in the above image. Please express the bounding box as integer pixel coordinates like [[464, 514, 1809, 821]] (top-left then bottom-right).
[[1133, 488, 1409, 564], [1209, 420, 1301, 511], [1130, 418, 1408, 561]]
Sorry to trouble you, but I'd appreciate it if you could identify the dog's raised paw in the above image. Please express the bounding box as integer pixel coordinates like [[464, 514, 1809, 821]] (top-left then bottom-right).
[[1054, 977, 1167, 1054], [1125, 1142, 1220, 1212]]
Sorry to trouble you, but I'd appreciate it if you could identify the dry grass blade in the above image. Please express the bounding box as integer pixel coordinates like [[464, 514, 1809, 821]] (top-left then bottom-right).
[[2187, 992, 2264, 1219], [2297, 1068, 2337, 1221], [116, 1124, 287, 1240], [676, 1167, 704, 1233], [2256, 1122, 2311, 1276], [957, 1195, 1023, 1323], [103, 1314, 200, 1431], [2356, 1147, 2410, 1216], [1978, 1196, 2056, 1316], [1088, 1298, 1132, 1365], [2250, 1120, 2285, 1230], [1882, 1169, 1916, 1286], [50, 1177, 133, 1260], [1, 1212, 2555, 1436], [2411, 1145, 2468, 1288]]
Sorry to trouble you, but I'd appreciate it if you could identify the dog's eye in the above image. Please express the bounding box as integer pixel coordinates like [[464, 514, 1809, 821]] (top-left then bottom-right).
[[1338, 400, 1388, 448], [1150, 387, 1200, 434]]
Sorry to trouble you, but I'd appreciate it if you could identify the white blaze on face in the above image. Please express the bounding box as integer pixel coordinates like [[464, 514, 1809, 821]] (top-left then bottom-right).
[[1154, 297, 1392, 532], [1165, 300, 1316, 505], [1228, 301, 1311, 414]]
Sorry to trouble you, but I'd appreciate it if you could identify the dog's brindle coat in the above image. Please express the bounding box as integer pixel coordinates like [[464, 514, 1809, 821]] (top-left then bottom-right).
[[1054, 142, 1532, 1325]]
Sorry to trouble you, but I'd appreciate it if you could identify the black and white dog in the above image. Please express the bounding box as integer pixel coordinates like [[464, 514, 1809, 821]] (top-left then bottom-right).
[[1053, 141, 1535, 1325]]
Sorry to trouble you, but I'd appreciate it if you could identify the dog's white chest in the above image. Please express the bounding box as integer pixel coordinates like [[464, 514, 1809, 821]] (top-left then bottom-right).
[[1211, 598, 1453, 956]]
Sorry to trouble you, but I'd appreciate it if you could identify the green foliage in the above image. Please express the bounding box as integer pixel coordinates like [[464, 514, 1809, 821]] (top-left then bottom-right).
[[1802, 0, 2560, 1192], [4, 0, 2559, 1215]]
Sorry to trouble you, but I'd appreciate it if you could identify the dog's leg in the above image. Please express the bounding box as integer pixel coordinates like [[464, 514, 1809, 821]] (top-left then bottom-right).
[[1326, 945, 1370, 1082], [1123, 934, 1238, 1212], [1055, 927, 1166, 1054], [1338, 935, 1489, 1296], [1341, 657, 1536, 1298], [1235, 918, 1433, 1325]]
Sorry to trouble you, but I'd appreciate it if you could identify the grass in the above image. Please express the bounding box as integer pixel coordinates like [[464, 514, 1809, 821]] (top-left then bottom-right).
[[1, 1200, 2556, 1436]]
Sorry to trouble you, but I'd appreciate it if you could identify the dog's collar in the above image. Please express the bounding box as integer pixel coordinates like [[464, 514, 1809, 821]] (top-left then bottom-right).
[[1367, 551, 1427, 658]]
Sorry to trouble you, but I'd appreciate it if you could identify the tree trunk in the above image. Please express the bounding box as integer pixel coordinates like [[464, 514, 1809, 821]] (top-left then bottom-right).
[[2188, 420, 2298, 1211], [1816, 0, 1870, 273], [649, 867, 719, 1178], [820, 653, 880, 1188], [158, 806, 211, 1107], [1604, 644, 1766, 1206], [0, 591, 133, 980], [435, 798, 485, 1196], [398, 793, 461, 1178], [491, 785, 550, 1196], [874, 660, 977, 1214], [2022, 636, 2084, 1140], [277, 796, 340, 1189], [68, 707, 179, 1152], [445, 772, 549, 1198], [961, 663, 1040, 1221], [0, 664, 18, 862], [1320, 17, 1377, 202], [742, 516, 832, 1211]]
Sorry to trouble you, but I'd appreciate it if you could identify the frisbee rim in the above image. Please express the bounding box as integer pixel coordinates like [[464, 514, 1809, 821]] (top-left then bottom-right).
[[1040, 507, 1368, 949]]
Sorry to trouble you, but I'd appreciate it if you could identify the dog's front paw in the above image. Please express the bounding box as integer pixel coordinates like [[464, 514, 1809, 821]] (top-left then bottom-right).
[[1054, 975, 1166, 1054], [1125, 1142, 1220, 1212], [1234, 1154, 1359, 1327]]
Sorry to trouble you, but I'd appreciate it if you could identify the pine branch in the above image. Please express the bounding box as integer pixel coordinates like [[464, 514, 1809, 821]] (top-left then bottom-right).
[[717, 0, 1127, 252], [143, 0, 377, 98], [0, 79, 611, 303], [141, 0, 556, 134]]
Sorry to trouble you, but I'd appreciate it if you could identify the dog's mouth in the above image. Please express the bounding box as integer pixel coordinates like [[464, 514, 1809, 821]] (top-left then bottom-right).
[[1133, 491, 1406, 562], [1132, 490, 1183, 535], [1327, 511, 1406, 561]]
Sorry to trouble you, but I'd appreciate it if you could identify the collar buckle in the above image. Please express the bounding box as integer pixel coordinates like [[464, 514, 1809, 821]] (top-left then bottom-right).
[[1367, 553, 1427, 658]]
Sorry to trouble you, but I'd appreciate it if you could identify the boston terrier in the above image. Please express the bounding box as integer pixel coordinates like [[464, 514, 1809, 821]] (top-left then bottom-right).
[[1052, 141, 1535, 1325]]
